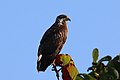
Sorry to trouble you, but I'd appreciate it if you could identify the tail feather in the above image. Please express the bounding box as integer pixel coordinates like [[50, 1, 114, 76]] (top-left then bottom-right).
[[37, 55, 50, 72], [37, 54, 57, 72], [37, 61, 46, 72]]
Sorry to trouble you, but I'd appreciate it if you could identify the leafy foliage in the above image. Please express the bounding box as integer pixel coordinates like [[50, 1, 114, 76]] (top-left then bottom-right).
[[92, 48, 99, 63], [55, 54, 79, 80], [87, 48, 120, 80], [53, 48, 120, 80]]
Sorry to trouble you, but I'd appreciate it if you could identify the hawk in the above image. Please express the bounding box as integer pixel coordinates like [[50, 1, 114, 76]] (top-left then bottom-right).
[[37, 14, 71, 72]]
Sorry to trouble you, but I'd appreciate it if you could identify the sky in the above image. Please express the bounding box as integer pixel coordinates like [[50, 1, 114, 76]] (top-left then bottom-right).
[[0, 0, 120, 80]]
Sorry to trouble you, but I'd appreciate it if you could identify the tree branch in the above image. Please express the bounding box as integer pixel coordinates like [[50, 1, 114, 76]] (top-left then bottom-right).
[[52, 64, 60, 80]]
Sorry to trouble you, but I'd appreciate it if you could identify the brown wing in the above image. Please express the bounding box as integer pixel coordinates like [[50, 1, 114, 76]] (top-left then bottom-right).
[[37, 23, 68, 71]]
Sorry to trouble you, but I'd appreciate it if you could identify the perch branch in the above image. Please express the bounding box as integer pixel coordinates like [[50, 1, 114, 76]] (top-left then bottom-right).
[[52, 64, 60, 80]]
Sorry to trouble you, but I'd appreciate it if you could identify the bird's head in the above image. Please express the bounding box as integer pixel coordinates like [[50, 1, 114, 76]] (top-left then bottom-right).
[[56, 14, 71, 24]]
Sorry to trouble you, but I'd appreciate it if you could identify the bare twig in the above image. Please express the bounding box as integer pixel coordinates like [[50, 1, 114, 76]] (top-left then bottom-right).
[[52, 64, 60, 80]]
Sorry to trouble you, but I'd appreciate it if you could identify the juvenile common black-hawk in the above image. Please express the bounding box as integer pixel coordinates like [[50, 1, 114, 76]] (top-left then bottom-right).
[[37, 14, 71, 72]]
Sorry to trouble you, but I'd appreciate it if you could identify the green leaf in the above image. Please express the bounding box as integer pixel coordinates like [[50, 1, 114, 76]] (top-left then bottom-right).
[[100, 67, 119, 80], [62, 54, 71, 66], [98, 55, 112, 63], [89, 72, 99, 79], [81, 74, 96, 80], [107, 55, 120, 78], [92, 48, 99, 63], [55, 54, 79, 80], [55, 54, 71, 66], [62, 62, 79, 80], [76, 75, 84, 80], [95, 62, 105, 74]]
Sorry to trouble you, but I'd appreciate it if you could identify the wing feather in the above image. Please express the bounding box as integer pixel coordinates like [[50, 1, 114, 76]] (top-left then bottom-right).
[[37, 23, 68, 71]]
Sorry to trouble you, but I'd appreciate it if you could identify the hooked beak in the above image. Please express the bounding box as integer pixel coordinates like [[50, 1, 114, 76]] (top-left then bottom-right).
[[66, 16, 71, 21]]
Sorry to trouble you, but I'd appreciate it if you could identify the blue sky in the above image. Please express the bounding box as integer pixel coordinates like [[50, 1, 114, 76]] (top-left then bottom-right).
[[0, 0, 120, 80]]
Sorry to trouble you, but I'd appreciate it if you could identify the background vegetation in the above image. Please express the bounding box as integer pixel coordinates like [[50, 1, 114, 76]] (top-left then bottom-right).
[[52, 48, 120, 80]]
